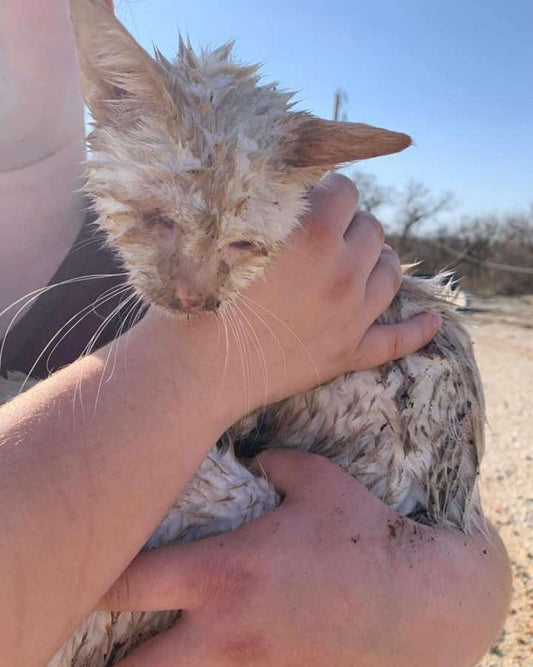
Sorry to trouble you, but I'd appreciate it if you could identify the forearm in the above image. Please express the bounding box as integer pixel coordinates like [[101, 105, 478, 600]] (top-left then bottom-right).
[[0, 0, 85, 325], [0, 311, 234, 666]]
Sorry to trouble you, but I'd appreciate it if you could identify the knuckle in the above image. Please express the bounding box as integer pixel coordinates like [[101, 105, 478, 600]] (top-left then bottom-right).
[[392, 263, 403, 292], [324, 172, 359, 204], [381, 248, 402, 291], [357, 211, 384, 243], [328, 266, 354, 300], [212, 631, 272, 665], [103, 568, 133, 609], [198, 556, 253, 606], [389, 329, 404, 360]]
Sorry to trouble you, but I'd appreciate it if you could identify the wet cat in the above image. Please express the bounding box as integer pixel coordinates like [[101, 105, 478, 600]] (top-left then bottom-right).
[[45, 0, 486, 663]]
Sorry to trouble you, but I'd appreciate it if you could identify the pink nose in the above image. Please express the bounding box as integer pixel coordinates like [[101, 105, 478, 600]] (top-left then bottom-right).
[[171, 289, 204, 312]]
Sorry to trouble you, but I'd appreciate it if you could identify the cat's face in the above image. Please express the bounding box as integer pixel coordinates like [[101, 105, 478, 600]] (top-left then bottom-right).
[[71, 0, 411, 315], [90, 142, 304, 312]]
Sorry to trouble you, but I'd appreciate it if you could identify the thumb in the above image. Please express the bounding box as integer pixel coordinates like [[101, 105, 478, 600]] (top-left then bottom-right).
[[98, 455, 338, 612], [250, 449, 345, 501], [352, 312, 441, 371]]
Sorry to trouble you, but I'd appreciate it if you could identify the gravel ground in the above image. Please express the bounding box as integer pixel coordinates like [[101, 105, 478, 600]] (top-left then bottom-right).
[[464, 296, 532, 666]]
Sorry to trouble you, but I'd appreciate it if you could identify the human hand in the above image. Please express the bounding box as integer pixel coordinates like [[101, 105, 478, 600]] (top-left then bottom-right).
[[101, 450, 511, 666], [153, 173, 440, 425], [242, 173, 441, 388]]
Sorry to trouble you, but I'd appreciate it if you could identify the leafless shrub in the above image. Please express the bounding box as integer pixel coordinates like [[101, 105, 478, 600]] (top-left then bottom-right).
[[351, 171, 533, 295], [351, 169, 393, 214]]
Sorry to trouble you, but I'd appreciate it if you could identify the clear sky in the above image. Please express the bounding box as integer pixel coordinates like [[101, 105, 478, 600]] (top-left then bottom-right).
[[115, 0, 532, 222]]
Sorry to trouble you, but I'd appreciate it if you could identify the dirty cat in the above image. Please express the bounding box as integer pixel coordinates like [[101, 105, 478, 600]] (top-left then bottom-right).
[[14, 0, 485, 664]]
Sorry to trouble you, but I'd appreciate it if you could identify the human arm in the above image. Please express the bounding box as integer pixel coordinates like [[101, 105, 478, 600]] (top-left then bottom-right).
[[0, 176, 440, 667], [102, 450, 512, 667], [0, 0, 86, 335]]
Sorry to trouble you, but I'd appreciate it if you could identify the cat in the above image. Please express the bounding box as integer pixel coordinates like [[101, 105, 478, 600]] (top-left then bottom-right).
[[34, 0, 485, 663]]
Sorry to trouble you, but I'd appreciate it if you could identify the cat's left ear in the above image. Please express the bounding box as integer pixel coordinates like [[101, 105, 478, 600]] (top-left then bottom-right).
[[283, 115, 412, 168], [69, 0, 175, 125]]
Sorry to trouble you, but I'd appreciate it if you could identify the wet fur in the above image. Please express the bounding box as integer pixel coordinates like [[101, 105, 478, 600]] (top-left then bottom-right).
[[3, 1, 486, 663]]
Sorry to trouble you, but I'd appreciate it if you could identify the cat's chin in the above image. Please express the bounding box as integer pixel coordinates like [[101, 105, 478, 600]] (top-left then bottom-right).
[[153, 300, 223, 320]]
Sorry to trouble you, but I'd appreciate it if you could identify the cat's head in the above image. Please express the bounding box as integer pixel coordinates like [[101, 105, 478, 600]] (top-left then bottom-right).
[[70, 0, 411, 314]]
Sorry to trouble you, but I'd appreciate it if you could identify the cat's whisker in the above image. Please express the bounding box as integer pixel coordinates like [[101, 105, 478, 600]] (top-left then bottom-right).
[[290, 247, 328, 274], [43, 283, 133, 374], [233, 305, 257, 416], [93, 295, 138, 415], [0, 272, 128, 322], [0, 272, 128, 373], [68, 235, 107, 256], [240, 294, 320, 386], [123, 297, 146, 379], [232, 301, 269, 411], [42, 283, 131, 379], [57, 285, 133, 421], [224, 307, 244, 398], [104, 293, 139, 385], [74, 287, 135, 417], [14, 282, 131, 395], [230, 304, 262, 415], [237, 297, 288, 378], [213, 310, 231, 405], [226, 306, 251, 417]]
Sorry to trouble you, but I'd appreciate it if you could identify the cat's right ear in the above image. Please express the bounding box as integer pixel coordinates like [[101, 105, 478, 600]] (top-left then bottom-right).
[[69, 0, 175, 125]]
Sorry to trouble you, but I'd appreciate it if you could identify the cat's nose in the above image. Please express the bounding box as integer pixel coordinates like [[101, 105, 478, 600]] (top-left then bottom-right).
[[170, 290, 204, 312], [170, 289, 221, 313]]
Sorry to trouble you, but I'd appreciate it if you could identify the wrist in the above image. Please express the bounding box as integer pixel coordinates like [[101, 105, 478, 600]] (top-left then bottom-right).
[[126, 308, 247, 436]]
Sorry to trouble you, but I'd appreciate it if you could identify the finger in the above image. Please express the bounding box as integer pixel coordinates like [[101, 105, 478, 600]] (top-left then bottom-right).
[[99, 536, 254, 612], [343, 211, 385, 274], [117, 615, 207, 666], [351, 313, 442, 371], [302, 173, 359, 241], [250, 449, 345, 500], [364, 245, 403, 317]]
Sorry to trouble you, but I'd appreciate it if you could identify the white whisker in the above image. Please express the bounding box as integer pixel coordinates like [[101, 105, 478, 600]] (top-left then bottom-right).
[[240, 294, 320, 385], [233, 301, 269, 411], [93, 295, 136, 415], [0, 272, 128, 374], [16, 283, 132, 395]]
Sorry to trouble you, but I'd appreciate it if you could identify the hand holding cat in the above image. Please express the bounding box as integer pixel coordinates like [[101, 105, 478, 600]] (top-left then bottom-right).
[[163, 172, 441, 427], [243, 173, 442, 391], [101, 449, 510, 666]]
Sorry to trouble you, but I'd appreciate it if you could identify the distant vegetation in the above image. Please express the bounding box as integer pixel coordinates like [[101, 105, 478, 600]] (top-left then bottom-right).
[[351, 170, 533, 295]]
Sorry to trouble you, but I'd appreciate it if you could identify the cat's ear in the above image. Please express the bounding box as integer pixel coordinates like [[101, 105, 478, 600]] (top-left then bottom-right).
[[69, 0, 175, 124], [283, 115, 411, 168]]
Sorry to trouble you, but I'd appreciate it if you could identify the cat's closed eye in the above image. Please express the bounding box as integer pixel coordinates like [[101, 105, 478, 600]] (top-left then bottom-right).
[[143, 212, 175, 229], [229, 240, 255, 250]]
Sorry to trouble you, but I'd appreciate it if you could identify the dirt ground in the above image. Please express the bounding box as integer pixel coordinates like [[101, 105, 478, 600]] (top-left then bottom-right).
[[464, 295, 532, 665]]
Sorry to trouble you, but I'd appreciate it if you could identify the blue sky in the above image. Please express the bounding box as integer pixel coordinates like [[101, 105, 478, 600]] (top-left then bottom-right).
[[115, 0, 532, 224]]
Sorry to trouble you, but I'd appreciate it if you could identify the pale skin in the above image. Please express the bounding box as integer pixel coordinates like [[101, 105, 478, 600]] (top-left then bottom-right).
[[0, 1, 511, 666]]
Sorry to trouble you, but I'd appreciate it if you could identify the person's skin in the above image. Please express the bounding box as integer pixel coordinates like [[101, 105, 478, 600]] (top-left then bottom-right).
[[0, 0, 86, 336], [0, 1, 511, 666]]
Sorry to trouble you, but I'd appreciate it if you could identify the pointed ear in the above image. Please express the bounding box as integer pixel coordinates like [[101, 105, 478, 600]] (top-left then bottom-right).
[[69, 0, 175, 124], [283, 115, 412, 168]]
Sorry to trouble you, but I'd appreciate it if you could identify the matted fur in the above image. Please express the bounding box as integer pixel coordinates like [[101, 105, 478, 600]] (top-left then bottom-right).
[[0, 1, 486, 664]]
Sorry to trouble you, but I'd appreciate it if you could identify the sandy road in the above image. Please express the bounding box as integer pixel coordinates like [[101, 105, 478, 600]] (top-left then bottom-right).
[[465, 298, 532, 666]]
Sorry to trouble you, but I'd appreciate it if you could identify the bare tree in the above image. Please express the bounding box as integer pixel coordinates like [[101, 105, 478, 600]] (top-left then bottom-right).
[[395, 180, 455, 255], [351, 169, 393, 214]]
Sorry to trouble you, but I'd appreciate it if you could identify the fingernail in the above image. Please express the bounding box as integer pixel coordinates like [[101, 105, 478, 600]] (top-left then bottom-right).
[[430, 314, 442, 329]]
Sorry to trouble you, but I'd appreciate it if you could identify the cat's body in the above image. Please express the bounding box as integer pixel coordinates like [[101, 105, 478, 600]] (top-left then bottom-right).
[[2, 1, 488, 664], [45, 275, 484, 666]]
